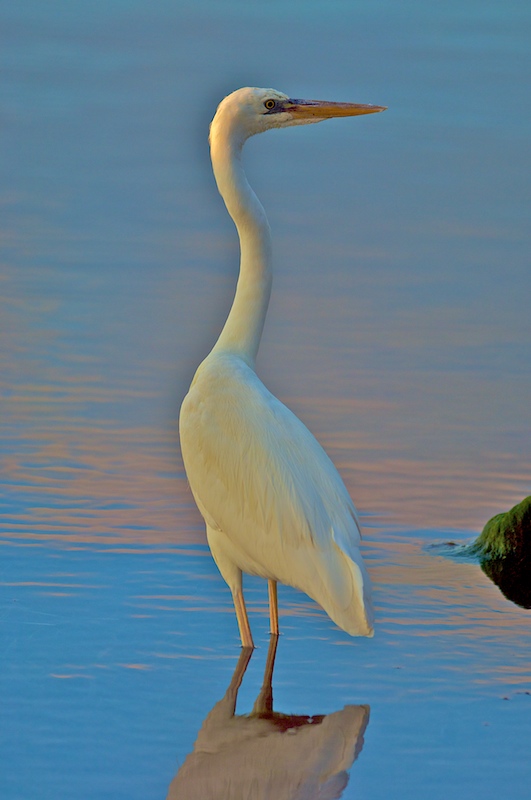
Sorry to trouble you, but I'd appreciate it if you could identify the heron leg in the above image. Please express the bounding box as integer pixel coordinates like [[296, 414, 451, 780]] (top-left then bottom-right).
[[233, 588, 254, 649], [205, 525, 255, 649], [268, 579, 279, 636]]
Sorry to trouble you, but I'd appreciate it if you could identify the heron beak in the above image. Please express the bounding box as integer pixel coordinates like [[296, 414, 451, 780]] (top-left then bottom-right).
[[285, 98, 387, 119]]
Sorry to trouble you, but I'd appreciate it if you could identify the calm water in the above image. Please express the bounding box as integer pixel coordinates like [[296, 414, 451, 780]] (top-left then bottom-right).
[[1, 1, 530, 798]]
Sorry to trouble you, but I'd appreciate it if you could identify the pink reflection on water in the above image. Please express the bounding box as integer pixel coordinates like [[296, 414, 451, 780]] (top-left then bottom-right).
[[3, 393, 528, 546], [2, 254, 528, 550]]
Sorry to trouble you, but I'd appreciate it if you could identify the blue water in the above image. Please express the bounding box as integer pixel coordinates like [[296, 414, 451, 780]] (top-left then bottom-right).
[[1, 1, 530, 797], [2, 535, 530, 799]]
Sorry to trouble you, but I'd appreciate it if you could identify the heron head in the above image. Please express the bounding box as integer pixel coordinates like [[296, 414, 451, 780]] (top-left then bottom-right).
[[210, 86, 386, 145]]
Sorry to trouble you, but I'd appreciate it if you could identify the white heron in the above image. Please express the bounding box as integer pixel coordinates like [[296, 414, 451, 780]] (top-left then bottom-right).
[[179, 87, 386, 647]]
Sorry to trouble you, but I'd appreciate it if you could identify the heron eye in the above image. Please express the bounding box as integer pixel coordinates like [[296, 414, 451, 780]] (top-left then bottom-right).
[[264, 99, 276, 110]]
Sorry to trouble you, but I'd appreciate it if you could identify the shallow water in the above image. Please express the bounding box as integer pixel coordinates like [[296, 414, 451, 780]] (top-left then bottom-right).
[[1, 1, 530, 798], [2, 533, 531, 799]]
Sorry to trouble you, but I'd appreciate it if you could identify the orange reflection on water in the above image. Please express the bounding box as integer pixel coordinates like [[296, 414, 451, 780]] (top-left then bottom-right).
[[3, 405, 528, 548], [2, 420, 200, 545], [284, 395, 530, 533], [2, 320, 528, 548], [364, 530, 530, 648]]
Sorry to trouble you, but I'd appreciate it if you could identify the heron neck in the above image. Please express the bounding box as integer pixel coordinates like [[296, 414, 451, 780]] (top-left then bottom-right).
[[209, 132, 272, 368]]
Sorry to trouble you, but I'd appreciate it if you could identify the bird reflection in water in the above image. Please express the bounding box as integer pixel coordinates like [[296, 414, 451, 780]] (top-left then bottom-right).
[[167, 635, 369, 799]]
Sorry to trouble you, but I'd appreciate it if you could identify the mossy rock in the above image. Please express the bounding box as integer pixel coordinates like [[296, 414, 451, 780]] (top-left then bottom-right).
[[472, 496, 531, 560]]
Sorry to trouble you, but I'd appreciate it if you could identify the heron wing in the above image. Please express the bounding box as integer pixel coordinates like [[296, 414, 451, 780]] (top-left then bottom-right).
[[179, 354, 361, 558]]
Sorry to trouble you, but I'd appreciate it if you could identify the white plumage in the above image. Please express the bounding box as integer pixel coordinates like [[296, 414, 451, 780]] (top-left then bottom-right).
[[180, 87, 386, 647]]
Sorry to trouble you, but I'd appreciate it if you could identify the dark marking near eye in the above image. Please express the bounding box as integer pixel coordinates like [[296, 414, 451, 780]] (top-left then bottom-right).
[[264, 101, 286, 115]]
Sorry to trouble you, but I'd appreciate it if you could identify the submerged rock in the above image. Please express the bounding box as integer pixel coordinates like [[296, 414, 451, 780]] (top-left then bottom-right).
[[472, 496, 531, 560], [480, 555, 531, 609]]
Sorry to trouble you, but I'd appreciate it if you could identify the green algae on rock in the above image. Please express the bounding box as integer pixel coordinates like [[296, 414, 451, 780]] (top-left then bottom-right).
[[472, 496, 531, 560]]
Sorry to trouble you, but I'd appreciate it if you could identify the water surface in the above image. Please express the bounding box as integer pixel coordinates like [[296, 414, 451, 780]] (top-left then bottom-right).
[[1, 1, 530, 798]]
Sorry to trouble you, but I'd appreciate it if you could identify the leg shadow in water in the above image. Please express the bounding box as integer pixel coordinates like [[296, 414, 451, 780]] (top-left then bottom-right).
[[167, 635, 369, 799]]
